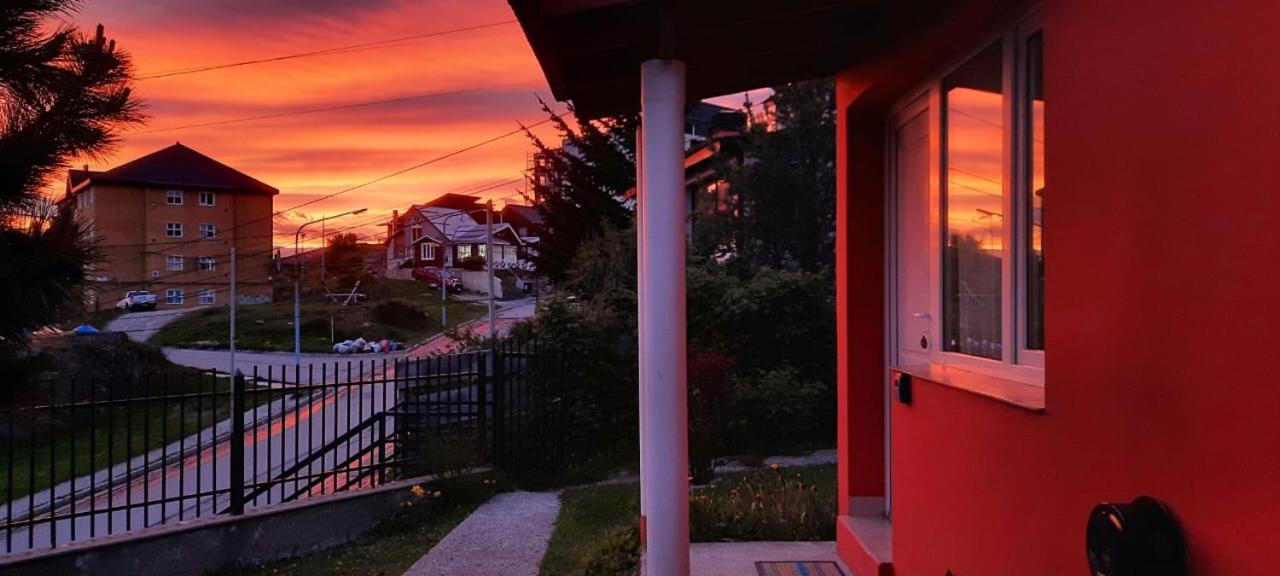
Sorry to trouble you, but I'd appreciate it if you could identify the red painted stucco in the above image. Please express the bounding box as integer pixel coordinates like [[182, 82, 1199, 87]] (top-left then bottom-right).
[[836, 1, 1280, 574]]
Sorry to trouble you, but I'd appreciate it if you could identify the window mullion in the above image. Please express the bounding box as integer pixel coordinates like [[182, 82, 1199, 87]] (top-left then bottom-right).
[[1000, 32, 1018, 366]]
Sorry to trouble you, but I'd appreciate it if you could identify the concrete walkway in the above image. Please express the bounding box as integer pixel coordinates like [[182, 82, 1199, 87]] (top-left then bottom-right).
[[402, 491, 560, 576], [687, 542, 848, 576], [104, 307, 201, 342]]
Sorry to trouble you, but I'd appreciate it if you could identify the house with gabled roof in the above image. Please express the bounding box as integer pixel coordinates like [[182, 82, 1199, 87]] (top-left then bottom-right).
[[63, 143, 277, 309]]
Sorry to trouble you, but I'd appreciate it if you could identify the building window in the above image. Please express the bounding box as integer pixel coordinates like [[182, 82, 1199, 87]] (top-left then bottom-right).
[[1024, 30, 1045, 352], [199, 191, 216, 206], [166, 289, 184, 305], [199, 289, 215, 305], [457, 245, 472, 259], [942, 42, 1005, 361], [199, 223, 216, 238], [166, 190, 183, 205], [198, 256, 216, 271], [167, 222, 183, 237], [893, 11, 1044, 381], [166, 255, 184, 271], [477, 244, 487, 258], [421, 243, 437, 260]]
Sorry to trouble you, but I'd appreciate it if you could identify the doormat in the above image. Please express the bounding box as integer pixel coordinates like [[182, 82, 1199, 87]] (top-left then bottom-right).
[[756, 561, 846, 576]]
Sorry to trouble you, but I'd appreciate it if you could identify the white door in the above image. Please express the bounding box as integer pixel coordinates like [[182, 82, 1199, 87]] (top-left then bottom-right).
[[887, 99, 931, 517], [894, 103, 932, 368]]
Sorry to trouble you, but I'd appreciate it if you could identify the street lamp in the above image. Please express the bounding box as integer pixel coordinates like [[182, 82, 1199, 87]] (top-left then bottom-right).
[[294, 208, 367, 369]]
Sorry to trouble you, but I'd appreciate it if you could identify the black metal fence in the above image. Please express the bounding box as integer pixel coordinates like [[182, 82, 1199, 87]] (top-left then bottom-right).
[[0, 339, 570, 555]]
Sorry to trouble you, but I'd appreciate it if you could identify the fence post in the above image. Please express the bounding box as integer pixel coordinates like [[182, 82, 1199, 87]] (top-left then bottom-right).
[[228, 370, 246, 515], [490, 348, 505, 467]]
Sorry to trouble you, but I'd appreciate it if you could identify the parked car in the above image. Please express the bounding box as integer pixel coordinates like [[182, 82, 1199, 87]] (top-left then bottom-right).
[[411, 267, 463, 291], [116, 290, 158, 311]]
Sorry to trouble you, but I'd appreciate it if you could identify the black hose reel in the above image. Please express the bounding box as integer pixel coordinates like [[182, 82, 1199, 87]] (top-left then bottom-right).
[[1086, 497, 1187, 576]]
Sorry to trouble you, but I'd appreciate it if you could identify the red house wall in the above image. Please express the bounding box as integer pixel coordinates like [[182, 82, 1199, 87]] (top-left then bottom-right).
[[836, 1, 1280, 574]]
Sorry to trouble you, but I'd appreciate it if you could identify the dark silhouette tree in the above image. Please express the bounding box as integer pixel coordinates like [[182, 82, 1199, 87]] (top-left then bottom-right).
[[522, 100, 637, 283], [0, 1, 146, 344], [724, 79, 836, 274]]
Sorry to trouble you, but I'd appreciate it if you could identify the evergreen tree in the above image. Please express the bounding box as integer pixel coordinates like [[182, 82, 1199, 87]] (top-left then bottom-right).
[[523, 100, 638, 283], [726, 79, 836, 273]]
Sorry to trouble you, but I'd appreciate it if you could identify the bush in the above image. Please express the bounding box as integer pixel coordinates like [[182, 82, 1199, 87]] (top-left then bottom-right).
[[370, 299, 431, 330], [580, 524, 640, 576], [690, 465, 836, 542], [730, 367, 830, 453]]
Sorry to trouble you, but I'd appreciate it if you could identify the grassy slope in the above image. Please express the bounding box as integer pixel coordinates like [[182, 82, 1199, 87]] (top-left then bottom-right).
[[539, 483, 641, 576], [151, 279, 486, 352], [2, 338, 272, 499], [539, 464, 838, 576], [217, 474, 500, 576]]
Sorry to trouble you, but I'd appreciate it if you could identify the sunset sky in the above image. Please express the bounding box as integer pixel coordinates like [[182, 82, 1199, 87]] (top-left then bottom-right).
[[60, 0, 756, 251]]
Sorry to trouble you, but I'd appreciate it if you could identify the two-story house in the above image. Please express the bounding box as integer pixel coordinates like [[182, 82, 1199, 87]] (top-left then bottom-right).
[[65, 143, 277, 309]]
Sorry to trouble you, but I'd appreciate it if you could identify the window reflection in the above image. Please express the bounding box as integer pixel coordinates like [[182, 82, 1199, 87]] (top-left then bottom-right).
[[1026, 31, 1045, 351], [943, 42, 1004, 360]]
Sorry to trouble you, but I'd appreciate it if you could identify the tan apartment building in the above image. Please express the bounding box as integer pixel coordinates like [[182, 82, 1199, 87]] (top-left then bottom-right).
[[64, 143, 278, 310]]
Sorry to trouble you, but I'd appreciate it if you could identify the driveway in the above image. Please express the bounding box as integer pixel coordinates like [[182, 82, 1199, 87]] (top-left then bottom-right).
[[104, 307, 200, 342]]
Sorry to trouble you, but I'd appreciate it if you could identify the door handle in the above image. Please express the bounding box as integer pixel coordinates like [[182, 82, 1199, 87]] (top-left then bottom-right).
[[911, 312, 931, 319]]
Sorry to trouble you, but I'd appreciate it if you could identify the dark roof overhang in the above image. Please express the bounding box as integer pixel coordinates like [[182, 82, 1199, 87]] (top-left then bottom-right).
[[509, 0, 952, 119]]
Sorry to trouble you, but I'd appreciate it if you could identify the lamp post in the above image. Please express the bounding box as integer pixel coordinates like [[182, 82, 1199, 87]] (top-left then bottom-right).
[[294, 207, 367, 369]]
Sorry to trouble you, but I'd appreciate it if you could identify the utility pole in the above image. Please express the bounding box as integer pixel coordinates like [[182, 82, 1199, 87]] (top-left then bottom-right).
[[440, 245, 449, 327], [230, 247, 237, 377], [486, 200, 496, 342], [320, 217, 326, 292]]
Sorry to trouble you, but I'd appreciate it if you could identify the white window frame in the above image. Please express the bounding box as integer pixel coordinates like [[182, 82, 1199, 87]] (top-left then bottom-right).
[[198, 289, 215, 305], [166, 289, 184, 305], [199, 223, 217, 239], [166, 190, 183, 205], [421, 243, 437, 260], [166, 222, 183, 237], [166, 255, 184, 271], [199, 191, 216, 206], [887, 8, 1045, 385], [458, 245, 472, 259], [198, 256, 216, 271]]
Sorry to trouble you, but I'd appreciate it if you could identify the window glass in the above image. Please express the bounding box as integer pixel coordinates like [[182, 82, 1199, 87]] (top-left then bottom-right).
[[1025, 31, 1045, 351], [166, 289, 183, 304], [167, 222, 183, 237], [167, 190, 183, 205], [166, 255, 183, 271], [943, 42, 1005, 361], [199, 290, 215, 304], [199, 224, 217, 238], [198, 256, 216, 271], [199, 192, 215, 206]]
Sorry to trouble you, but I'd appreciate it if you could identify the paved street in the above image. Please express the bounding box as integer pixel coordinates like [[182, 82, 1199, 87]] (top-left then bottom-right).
[[104, 307, 201, 342], [162, 347, 407, 385]]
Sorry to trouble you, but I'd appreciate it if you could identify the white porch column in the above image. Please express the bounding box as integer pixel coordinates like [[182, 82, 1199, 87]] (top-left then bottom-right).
[[639, 58, 689, 576]]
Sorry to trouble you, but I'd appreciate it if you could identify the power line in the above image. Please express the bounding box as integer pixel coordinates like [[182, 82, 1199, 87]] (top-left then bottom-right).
[[136, 20, 517, 80], [133, 87, 498, 134]]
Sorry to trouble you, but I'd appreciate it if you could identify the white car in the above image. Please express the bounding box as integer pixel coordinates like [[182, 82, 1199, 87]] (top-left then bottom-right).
[[116, 290, 158, 312]]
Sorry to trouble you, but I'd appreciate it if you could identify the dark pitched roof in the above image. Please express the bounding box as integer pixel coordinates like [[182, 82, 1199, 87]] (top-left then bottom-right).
[[426, 193, 485, 210], [68, 143, 278, 195], [502, 204, 544, 226]]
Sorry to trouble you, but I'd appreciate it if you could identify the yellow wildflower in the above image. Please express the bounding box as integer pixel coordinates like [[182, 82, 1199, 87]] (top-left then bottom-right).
[[433, 490, 443, 498], [410, 484, 426, 498]]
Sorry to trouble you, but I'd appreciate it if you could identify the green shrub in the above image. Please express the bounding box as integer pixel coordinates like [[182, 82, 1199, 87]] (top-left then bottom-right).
[[580, 524, 640, 576], [370, 299, 431, 330], [690, 465, 836, 542]]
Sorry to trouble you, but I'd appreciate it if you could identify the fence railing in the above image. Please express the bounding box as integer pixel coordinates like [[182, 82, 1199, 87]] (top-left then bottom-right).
[[0, 339, 570, 556]]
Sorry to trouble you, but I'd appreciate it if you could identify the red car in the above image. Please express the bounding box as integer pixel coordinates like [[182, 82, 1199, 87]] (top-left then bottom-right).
[[411, 267, 463, 290]]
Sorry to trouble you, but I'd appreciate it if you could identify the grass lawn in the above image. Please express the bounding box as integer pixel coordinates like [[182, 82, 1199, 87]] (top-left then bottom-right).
[[539, 482, 641, 576], [151, 279, 486, 352], [539, 464, 838, 576], [59, 308, 123, 331], [216, 474, 501, 576], [0, 372, 276, 501]]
